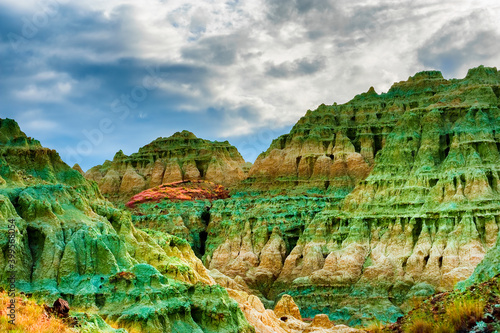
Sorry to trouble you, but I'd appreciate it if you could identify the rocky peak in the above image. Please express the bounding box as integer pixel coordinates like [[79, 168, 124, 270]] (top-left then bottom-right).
[[409, 70, 444, 81], [245, 66, 500, 193], [86, 130, 248, 200], [0, 118, 41, 147], [0, 118, 83, 186], [72, 163, 85, 175], [464, 65, 499, 83], [112, 149, 126, 161], [170, 130, 198, 139]]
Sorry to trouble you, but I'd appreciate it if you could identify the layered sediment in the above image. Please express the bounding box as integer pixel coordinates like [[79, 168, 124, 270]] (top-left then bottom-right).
[[80, 65, 500, 326], [1, 118, 357, 332], [0, 119, 253, 332], [86, 130, 247, 200], [135, 66, 500, 325]]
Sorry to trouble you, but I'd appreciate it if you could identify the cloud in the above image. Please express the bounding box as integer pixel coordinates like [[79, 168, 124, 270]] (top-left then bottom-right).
[[417, 9, 500, 77], [14, 81, 73, 102], [265, 57, 325, 78], [265, 0, 336, 23], [181, 33, 247, 66], [1, 0, 500, 170]]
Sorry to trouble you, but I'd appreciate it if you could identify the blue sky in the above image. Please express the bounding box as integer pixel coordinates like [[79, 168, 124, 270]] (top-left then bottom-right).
[[1, 0, 500, 171]]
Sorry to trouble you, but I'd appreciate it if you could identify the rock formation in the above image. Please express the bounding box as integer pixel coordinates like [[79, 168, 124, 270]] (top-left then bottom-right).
[[12, 65, 500, 329], [0, 118, 253, 332], [132, 66, 500, 325], [85, 130, 247, 200], [274, 294, 303, 321], [0, 117, 362, 332], [210, 270, 362, 333], [245, 67, 500, 193]]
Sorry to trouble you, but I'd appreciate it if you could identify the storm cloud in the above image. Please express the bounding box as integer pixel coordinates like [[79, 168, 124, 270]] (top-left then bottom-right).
[[1, 0, 499, 170]]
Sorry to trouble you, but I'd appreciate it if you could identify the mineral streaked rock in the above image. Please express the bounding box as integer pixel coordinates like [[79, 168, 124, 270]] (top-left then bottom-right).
[[0, 119, 254, 333], [274, 294, 303, 321], [205, 195, 333, 287], [132, 199, 212, 258], [244, 66, 500, 192], [196, 66, 500, 325], [124, 66, 500, 325], [126, 180, 229, 208], [210, 270, 362, 333], [73, 312, 128, 333], [85, 130, 247, 199], [72, 163, 85, 176], [458, 217, 500, 289]]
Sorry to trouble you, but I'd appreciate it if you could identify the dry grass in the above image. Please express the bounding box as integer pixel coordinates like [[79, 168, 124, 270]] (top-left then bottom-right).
[[404, 298, 486, 333], [0, 291, 73, 333], [366, 321, 383, 333], [434, 322, 454, 333], [405, 318, 434, 333], [446, 299, 485, 331], [365, 317, 384, 333], [406, 296, 425, 310]]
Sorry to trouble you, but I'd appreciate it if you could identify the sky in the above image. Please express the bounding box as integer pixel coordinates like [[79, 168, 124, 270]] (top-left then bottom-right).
[[1, 0, 500, 171]]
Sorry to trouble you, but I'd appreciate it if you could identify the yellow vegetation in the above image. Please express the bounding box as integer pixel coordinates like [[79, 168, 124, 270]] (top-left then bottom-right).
[[405, 318, 434, 333], [0, 291, 73, 333], [404, 298, 486, 333], [446, 299, 485, 331]]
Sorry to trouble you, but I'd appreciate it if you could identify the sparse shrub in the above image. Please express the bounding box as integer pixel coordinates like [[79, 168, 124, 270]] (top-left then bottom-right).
[[366, 318, 383, 333], [434, 321, 454, 333], [407, 296, 424, 310], [446, 299, 485, 331], [405, 318, 434, 333]]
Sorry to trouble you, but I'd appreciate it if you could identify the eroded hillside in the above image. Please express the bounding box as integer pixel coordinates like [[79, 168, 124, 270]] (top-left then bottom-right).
[[122, 66, 500, 326]]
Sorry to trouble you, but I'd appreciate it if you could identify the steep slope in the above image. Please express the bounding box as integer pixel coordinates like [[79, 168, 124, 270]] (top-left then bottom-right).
[[184, 66, 500, 325], [245, 67, 500, 192], [0, 119, 253, 332], [81, 65, 500, 327], [86, 130, 247, 200], [129, 181, 230, 258], [457, 213, 500, 289]]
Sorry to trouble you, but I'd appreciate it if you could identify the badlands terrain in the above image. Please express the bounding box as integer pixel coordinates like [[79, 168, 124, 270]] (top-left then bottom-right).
[[2, 66, 500, 332]]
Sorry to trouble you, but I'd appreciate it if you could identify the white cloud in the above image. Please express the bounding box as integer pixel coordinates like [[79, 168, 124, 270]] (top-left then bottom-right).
[[14, 109, 58, 133], [14, 81, 73, 101], [2, 0, 500, 165]]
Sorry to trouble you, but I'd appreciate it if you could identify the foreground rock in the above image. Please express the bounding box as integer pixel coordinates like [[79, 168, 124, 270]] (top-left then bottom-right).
[[210, 270, 362, 333]]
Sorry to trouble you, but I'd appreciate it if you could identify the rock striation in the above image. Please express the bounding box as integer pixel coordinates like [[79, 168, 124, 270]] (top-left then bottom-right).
[[210, 270, 362, 333], [71, 65, 500, 327], [0, 118, 253, 332], [85, 130, 247, 200], [137, 66, 500, 325], [245, 67, 500, 192], [126, 180, 229, 208], [1, 117, 363, 332]]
